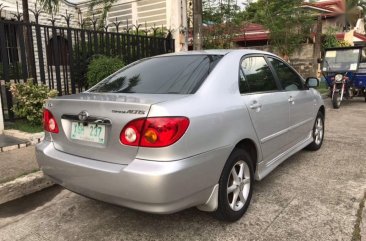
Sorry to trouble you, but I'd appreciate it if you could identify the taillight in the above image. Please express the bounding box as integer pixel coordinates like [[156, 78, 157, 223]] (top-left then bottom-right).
[[43, 109, 59, 133], [120, 117, 189, 147], [120, 118, 145, 146]]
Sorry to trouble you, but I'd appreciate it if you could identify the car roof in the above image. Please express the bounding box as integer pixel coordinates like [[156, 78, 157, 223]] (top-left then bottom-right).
[[161, 49, 276, 57]]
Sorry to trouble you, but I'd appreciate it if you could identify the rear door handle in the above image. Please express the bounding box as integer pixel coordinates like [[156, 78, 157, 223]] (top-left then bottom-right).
[[250, 101, 262, 110], [288, 96, 295, 104]]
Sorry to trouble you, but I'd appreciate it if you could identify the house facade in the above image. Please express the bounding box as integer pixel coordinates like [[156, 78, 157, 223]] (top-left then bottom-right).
[[0, 0, 188, 52], [233, 0, 366, 47]]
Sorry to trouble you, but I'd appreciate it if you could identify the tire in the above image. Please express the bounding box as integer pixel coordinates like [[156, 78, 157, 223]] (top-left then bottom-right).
[[213, 149, 254, 222], [332, 92, 341, 109], [306, 111, 325, 151]]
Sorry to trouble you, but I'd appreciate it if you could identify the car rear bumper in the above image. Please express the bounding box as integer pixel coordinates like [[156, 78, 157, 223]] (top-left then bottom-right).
[[35, 140, 231, 214]]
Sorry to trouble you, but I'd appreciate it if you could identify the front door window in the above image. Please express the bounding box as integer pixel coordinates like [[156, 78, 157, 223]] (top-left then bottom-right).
[[268, 58, 304, 91]]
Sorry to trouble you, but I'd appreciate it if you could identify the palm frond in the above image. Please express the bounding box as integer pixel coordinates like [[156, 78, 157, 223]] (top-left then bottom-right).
[[37, 0, 60, 14]]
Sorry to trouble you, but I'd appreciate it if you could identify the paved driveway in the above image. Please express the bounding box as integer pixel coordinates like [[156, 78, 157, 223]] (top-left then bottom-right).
[[0, 98, 366, 241]]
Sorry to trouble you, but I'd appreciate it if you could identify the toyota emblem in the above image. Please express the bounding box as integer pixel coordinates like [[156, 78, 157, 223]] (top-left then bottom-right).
[[78, 111, 89, 121]]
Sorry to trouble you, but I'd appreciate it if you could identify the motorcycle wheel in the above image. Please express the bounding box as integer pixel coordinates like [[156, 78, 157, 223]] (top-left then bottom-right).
[[332, 92, 341, 109]]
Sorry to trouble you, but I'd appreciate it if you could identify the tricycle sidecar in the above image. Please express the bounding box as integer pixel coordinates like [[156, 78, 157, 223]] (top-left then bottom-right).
[[322, 46, 366, 108]]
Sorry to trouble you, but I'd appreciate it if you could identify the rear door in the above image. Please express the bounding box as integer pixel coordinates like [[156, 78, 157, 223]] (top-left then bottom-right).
[[267, 57, 315, 146], [240, 55, 291, 163]]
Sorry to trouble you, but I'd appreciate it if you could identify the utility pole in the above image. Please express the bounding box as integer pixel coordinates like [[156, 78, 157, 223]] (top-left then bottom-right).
[[313, 15, 322, 76], [193, 0, 203, 50]]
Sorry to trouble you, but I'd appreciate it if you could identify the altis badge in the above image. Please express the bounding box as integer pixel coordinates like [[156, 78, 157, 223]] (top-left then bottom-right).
[[112, 110, 146, 115]]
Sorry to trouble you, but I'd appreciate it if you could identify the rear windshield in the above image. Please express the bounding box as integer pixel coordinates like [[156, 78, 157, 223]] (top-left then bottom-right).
[[88, 55, 223, 94]]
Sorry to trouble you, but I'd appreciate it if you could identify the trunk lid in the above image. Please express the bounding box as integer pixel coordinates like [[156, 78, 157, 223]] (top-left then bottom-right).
[[47, 93, 187, 165]]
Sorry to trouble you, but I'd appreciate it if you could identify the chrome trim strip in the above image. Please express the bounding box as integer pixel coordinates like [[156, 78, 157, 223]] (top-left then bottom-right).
[[261, 128, 289, 144], [61, 114, 112, 125], [265, 133, 312, 167], [261, 117, 313, 144], [290, 117, 313, 130]]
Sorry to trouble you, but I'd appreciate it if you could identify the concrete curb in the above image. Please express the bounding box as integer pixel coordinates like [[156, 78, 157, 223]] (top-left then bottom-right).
[[0, 171, 54, 205], [1, 130, 44, 153], [0, 143, 28, 152], [3, 129, 44, 144]]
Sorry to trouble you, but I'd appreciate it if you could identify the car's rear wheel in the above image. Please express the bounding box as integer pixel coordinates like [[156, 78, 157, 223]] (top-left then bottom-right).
[[306, 111, 324, 151], [213, 149, 254, 222]]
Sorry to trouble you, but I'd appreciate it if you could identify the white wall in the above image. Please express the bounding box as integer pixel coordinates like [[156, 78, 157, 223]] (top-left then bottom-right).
[[1, 0, 187, 52], [0, 0, 80, 27]]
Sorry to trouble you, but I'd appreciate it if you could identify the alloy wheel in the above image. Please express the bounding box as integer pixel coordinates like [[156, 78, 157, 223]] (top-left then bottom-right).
[[314, 117, 324, 145], [227, 160, 251, 211]]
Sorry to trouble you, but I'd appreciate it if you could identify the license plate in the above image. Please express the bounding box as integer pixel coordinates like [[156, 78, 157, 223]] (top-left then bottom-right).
[[71, 122, 106, 144]]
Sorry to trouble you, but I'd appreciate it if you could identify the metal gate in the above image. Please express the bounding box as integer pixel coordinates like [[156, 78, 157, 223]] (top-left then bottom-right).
[[0, 8, 175, 121]]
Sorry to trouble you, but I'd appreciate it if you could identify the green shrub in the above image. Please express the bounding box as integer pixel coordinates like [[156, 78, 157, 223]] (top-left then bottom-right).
[[9, 82, 58, 126], [86, 55, 125, 87]]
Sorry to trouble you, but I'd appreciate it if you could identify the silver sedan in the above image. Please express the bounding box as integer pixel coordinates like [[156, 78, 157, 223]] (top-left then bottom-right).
[[36, 50, 325, 222]]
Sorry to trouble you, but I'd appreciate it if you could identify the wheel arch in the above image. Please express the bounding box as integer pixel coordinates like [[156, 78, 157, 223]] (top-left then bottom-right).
[[234, 138, 259, 173], [318, 105, 325, 118]]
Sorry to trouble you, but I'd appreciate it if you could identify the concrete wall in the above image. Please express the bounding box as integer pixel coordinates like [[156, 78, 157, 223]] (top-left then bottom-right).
[[105, 0, 187, 52]]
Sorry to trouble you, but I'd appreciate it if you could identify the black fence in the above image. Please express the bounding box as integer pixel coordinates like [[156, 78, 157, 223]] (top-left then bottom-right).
[[0, 9, 175, 121]]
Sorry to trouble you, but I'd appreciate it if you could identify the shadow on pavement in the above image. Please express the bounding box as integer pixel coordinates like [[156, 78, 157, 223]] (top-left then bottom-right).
[[0, 185, 63, 218]]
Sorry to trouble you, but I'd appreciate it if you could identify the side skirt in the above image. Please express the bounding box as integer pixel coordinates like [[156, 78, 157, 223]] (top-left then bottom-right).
[[256, 133, 313, 181]]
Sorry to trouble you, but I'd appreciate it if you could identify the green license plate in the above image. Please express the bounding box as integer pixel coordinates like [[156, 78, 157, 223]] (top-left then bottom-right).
[[71, 122, 106, 144]]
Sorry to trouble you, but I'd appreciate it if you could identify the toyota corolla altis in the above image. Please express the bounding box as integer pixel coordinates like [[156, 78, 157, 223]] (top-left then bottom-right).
[[36, 50, 325, 222]]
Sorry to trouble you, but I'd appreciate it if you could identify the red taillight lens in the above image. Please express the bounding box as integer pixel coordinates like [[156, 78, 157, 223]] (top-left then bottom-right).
[[120, 118, 145, 146], [140, 117, 189, 147], [43, 109, 59, 133], [120, 117, 189, 147]]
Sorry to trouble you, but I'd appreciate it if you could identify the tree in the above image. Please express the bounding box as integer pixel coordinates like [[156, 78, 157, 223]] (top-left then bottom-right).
[[87, 0, 118, 29], [322, 27, 340, 50], [243, 0, 314, 57], [203, 0, 242, 24], [37, 0, 60, 13], [202, 0, 243, 48], [322, 27, 352, 50]]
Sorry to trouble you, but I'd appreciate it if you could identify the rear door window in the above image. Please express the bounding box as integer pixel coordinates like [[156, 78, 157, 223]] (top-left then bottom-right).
[[239, 56, 279, 93], [88, 55, 223, 94]]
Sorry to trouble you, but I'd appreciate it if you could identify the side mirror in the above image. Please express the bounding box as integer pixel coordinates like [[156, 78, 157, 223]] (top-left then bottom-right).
[[306, 77, 319, 88], [317, 58, 323, 64]]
